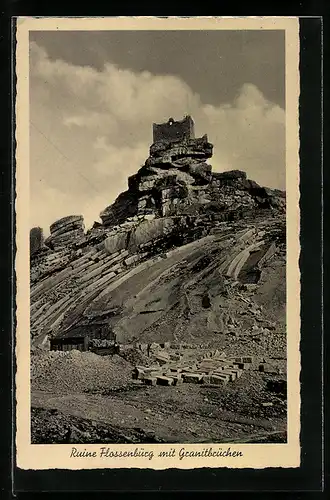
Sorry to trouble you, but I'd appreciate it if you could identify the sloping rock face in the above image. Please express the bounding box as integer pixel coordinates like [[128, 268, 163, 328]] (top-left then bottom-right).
[[30, 116, 286, 353]]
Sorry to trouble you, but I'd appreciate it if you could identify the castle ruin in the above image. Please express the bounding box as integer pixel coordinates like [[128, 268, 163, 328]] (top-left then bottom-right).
[[152, 116, 195, 143]]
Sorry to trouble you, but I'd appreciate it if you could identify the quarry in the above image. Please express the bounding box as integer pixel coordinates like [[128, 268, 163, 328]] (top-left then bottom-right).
[[30, 116, 287, 444]]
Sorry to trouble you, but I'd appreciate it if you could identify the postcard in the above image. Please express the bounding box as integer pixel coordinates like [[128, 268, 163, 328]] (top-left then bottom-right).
[[15, 16, 300, 470]]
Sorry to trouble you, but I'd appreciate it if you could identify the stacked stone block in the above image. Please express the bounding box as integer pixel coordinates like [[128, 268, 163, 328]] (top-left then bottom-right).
[[132, 348, 253, 388]]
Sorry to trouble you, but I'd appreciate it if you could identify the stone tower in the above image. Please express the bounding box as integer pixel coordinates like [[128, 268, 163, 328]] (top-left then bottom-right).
[[152, 116, 195, 143]]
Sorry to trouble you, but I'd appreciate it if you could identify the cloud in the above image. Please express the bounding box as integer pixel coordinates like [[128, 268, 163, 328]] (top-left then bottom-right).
[[29, 41, 285, 234]]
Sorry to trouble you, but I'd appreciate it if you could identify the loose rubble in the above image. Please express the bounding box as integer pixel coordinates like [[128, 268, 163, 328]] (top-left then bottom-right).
[[31, 350, 133, 394]]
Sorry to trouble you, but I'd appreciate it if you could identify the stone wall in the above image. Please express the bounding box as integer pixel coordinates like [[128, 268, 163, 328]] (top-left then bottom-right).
[[153, 116, 195, 143]]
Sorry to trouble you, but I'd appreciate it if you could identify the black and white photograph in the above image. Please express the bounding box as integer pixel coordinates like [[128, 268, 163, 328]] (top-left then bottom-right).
[[15, 17, 300, 470]]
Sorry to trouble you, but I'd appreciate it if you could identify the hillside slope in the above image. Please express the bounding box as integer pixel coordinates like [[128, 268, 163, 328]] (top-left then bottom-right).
[[30, 117, 285, 348], [30, 116, 287, 444]]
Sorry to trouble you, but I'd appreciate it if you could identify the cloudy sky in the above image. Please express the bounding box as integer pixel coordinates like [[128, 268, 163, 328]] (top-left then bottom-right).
[[29, 30, 285, 234]]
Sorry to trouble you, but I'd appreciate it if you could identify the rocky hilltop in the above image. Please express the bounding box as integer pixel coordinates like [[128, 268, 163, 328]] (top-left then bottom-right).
[[30, 116, 286, 353]]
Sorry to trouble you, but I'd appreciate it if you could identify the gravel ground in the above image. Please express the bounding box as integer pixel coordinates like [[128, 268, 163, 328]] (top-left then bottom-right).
[[31, 350, 133, 394], [31, 407, 165, 444]]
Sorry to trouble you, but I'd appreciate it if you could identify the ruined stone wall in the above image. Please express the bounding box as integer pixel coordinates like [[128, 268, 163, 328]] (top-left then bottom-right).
[[153, 116, 195, 143]]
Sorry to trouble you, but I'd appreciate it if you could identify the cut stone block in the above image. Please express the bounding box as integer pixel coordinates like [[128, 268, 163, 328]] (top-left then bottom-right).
[[134, 368, 145, 380], [209, 360, 229, 368], [170, 353, 181, 361], [227, 356, 243, 363], [217, 361, 231, 367], [144, 377, 157, 386], [168, 369, 182, 377], [210, 374, 229, 386], [156, 376, 174, 386], [221, 370, 237, 381], [143, 364, 159, 372], [197, 367, 212, 374], [198, 363, 215, 370], [201, 363, 230, 372], [242, 357, 254, 364], [200, 359, 220, 365], [172, 376, 183, 386], [149, 371, 163, 378], [201, 364, 228, 372], [228, 368, 243, 378], [169, 366, 182, 373], [212, 372, 230, 381], [234, 362, 251, 370], [182, 373, 203, 384], [241, 356, 253, 364]]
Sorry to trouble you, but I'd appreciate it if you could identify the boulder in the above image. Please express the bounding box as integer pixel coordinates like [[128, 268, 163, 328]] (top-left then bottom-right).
[[100, 190, 139, 227], [185, 162, 212, 183], [214, 170, 247, 180], [45, 215, 85, 249], [50, 215, 84, 235], [50, 221, 85, 238]]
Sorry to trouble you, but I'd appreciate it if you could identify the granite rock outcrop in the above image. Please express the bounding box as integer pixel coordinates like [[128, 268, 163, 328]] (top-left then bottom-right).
[[30, 116, 286, 352], [100, 117, 284, 227], [44, 215, 86, 250]]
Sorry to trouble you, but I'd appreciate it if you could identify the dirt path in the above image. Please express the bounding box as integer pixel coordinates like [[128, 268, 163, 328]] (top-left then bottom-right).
[[31, 384, 286, 444]]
